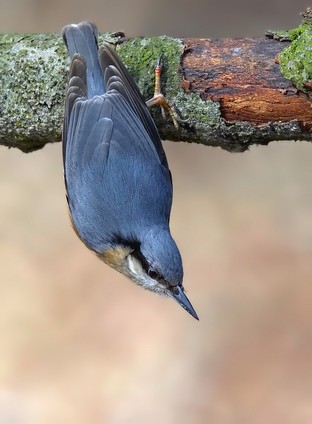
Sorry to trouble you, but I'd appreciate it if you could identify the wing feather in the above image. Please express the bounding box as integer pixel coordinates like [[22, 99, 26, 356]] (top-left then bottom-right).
[[99, 44, 169, 169]]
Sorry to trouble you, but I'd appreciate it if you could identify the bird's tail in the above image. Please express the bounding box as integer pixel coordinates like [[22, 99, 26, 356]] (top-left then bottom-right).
[[62, 22, 105, 97]]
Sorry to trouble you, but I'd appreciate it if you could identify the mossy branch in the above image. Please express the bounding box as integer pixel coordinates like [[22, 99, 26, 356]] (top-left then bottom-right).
[[0, 13, 312, 153]]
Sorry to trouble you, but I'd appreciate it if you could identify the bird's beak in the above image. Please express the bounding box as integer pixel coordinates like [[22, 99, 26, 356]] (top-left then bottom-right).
[[168, 285, 199, 320]]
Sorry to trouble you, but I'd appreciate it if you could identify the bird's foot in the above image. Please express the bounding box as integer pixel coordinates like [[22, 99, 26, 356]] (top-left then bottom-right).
[[146, 55, 180, 129]]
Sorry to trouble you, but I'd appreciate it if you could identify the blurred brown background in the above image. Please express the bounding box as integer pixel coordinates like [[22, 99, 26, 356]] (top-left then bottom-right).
[[0, 1, 311, 423]]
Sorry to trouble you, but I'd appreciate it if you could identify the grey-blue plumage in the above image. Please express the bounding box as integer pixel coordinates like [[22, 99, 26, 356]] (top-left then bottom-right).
[[62, 22, 198, 319]]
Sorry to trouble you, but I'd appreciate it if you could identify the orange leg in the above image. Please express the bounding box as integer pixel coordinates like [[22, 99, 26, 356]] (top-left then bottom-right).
[[146, 55, 180, 129]]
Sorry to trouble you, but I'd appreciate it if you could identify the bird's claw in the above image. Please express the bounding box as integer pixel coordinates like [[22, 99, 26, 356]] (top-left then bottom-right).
[[146, 55, 181, 129]]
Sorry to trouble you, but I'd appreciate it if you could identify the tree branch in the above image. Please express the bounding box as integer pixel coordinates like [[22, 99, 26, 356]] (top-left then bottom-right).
[[0, 21, 311, 153]]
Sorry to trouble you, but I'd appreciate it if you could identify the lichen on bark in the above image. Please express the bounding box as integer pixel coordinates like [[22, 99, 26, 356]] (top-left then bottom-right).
[[0, 33, 68, 151]]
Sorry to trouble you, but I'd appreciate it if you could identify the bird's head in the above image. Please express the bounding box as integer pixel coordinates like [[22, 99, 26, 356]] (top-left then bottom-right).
[[99, 227, 198, 320]]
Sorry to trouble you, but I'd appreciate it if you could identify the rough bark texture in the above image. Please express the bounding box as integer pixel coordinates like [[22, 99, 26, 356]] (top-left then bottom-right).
[[182, 38, 312, 126], [0, 32, 311, 153]]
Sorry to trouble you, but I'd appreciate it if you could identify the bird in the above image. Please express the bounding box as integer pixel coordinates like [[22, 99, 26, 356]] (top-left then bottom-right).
[[62, 22, 198, 320]]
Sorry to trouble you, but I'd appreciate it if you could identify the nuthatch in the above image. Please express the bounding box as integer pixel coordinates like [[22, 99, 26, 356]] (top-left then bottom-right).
[[62, 22, 198, 320]]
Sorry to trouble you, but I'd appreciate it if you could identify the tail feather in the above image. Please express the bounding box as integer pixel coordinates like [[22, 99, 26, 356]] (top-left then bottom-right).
[[62, 22, 105, 97]]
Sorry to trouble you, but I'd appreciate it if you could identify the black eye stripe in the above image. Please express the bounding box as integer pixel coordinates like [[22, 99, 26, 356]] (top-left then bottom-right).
[[131, 247, 165, 283], [111, 235, 166, 284]]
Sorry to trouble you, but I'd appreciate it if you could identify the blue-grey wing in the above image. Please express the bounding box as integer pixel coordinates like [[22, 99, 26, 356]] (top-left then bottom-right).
[[99, 43, 170, 170], [64, 95, 112, 179], [63, 42, 173, 252], [64, 88, 165, 185], [63, 45, 170, 179], [64, 91, 173, 252]]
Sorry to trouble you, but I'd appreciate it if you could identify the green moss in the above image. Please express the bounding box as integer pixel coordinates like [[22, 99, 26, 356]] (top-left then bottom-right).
[[174, 91, 220, 126], [279, 20, 312, 92], [109, 36, 183, 99]]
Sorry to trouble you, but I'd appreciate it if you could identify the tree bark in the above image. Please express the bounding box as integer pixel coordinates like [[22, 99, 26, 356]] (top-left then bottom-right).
[[0, 32, 311, 153]]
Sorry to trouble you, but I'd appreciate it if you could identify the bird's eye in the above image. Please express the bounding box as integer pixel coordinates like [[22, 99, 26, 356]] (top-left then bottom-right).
[[148, 269, 158, 280]]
